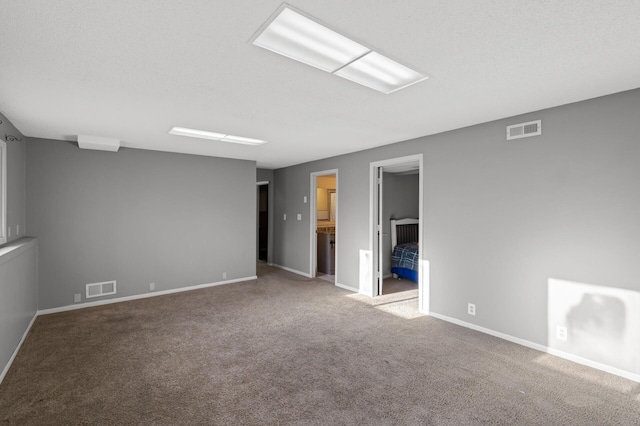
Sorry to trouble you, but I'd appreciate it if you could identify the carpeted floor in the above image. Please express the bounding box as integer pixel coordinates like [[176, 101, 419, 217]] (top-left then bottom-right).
[[1, 263, 639, 425]]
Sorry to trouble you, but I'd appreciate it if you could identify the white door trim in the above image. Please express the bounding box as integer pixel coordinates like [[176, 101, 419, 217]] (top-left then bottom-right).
[[310, 169, 339, 282], [369, 154, 428, 314]]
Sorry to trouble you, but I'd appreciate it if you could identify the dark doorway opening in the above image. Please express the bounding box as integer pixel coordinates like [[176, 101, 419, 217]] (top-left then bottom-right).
[[258, 184, 269, 261]]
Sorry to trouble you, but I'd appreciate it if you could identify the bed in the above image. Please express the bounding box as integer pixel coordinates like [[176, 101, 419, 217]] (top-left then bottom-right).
[[390, 218, 419, 283]]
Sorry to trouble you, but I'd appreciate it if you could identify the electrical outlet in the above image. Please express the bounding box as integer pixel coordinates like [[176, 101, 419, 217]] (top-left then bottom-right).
[[297, 214, 302, 220], [149, 282, 155, 291], [556, 325, 568, 341], [304, 196, 307, 203], [16, 224, 20, 235], [222, 272, 227, 279], [283, 214, 287, 220], [468, 303, 476, 316], [74, 294, 82, 303]]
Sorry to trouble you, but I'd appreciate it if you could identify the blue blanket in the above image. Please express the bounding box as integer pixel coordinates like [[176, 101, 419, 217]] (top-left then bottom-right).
[[391, 243, 419, 272]]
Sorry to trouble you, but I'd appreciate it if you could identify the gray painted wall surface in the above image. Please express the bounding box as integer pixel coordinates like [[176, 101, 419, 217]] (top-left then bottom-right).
[[0, 239, 38, 378], [1, 113, 27, 243], [382, 173, 419, 275], [256, 168, 274, 264], [273, 89, 640, 375], [27, 139, 256, 310]]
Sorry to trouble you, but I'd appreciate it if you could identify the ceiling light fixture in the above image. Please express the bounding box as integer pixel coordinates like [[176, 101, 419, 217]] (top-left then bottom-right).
[[250, 4, 428, 94], [169, 127, 268, 146]]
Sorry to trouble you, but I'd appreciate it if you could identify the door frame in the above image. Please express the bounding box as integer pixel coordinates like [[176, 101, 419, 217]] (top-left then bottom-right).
[[368, 154, 428, 314], [310, 169, 338, 282]]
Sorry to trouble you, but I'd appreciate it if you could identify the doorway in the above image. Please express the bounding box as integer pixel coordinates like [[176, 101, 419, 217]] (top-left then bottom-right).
[[257, 182, 269, 262], [310, 170, 338, 284], [369, 154, 428, 314]]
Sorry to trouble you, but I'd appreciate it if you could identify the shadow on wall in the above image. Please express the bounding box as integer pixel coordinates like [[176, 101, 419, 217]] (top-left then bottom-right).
[[548, 278, 640, 375]]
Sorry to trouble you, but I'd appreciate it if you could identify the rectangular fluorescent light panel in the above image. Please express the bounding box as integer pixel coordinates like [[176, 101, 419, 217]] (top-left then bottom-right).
[[169, 127, 268, 146], [251, 5, 428, 93], [334, 51, 429, 94], [252, 6, 369, 73]]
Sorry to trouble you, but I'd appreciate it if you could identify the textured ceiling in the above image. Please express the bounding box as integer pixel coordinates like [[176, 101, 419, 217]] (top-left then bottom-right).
[[1, 1, 639, 169]]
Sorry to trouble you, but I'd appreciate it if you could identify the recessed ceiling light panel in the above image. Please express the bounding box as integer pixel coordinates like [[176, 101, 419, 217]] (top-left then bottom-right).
[[220, 135, 266, 145], [169, 127, 268, 146], [334, 52, 428, 94], [169, 127, 226, 141], [251, 5, 429, 94], [251, 6, 370, 73]]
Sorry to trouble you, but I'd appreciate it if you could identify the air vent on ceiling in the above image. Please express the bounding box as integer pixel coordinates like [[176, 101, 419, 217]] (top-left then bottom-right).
[[506, 120, 542, 140], [86, 280, 117, 299]]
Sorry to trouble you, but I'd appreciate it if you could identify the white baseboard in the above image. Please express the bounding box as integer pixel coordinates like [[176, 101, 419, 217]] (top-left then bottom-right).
[[429, 312, 640, 383], [38, 276, 257, 315], [271, 264, 313, 278], [335, 282, 358, 293], [0, 312, 38, 385]]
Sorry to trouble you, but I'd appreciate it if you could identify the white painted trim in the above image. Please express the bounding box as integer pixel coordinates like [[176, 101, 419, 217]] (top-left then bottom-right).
[[256, 181, 269, 186], [335, 282, 359, 293], [309, 169, 338, 282], [0, 312, 38, 385], [0, 139, 6, 245], [369, 154, 425, 313], [271, 263, 313, 278], [38, 276, 257, 315], [430, 312, 640, 383]]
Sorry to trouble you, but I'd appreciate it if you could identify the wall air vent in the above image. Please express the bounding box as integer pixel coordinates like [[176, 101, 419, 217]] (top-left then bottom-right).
[[506, 119, 542, 140], [86, 280, 117, 299]]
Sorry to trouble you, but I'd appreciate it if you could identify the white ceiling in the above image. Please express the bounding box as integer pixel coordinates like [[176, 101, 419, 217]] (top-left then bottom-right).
[[1, 1, 639, 169]]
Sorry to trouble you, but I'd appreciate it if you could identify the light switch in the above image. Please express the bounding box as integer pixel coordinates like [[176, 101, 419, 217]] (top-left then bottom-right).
[[297, 214, 302, 221], [304, 196, 307, 203], [283, 214, 287, 220]]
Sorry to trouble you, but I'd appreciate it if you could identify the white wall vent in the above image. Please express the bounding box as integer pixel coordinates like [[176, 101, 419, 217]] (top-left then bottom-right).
[[86, 280, 117, 299], [506, 119, 542, 140], [77, 135, 120, 152]]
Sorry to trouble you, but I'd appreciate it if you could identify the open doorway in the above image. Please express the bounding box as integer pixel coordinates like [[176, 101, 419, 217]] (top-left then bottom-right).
[[310, 170, 338, 284], [257, 182, 269, 262], [368, 154, 428, 314]]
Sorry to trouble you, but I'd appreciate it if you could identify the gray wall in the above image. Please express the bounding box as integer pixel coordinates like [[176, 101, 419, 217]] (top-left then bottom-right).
[[256, 168, 274, 264], [27, 139, 256, 310], [382, 173, 419, 275], [273, 88, 640, 376], [0, 113, 36, 381]]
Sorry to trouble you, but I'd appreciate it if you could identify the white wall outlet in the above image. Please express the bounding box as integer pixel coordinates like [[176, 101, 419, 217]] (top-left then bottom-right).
[[283, 214, 287, 220], [74, 293, 82, 303], [149, 282, 155, 291], [16, 224, 20, 235], [304, 196, 307, 203], [468, 303, 476, 316], [556, 325, 568, 341], [222, 272, 227, 279], [297, 213, 302, 220]]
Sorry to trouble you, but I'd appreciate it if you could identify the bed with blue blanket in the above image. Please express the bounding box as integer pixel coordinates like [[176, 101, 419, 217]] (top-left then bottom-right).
[[390, 218, 419, 283]]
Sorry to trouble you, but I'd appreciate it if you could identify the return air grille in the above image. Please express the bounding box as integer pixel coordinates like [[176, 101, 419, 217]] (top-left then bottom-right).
[[86, 280, 117, 298], [506, 120, 542, 140]]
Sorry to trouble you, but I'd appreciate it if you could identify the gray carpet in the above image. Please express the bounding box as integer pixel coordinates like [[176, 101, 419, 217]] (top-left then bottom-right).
[[1, 263, 639, 425]]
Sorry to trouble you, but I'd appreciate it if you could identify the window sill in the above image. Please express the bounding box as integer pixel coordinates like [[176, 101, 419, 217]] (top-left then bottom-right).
[[0, 237, 37, 267]]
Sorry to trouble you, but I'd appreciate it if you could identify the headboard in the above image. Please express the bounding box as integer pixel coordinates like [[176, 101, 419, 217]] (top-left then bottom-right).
[[391, 218, 419, 250]]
